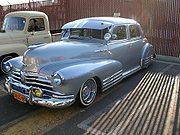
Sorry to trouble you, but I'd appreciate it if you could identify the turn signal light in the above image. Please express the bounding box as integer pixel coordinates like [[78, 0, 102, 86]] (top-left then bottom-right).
[[33, 89, 43, 97]]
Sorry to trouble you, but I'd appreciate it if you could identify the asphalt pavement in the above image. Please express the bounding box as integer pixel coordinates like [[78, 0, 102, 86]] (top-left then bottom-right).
[[0, 60, 179, 135]]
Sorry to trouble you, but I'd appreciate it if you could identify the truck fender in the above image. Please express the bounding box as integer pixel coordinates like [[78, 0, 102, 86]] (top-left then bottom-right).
[[0, 43, 28, 57]]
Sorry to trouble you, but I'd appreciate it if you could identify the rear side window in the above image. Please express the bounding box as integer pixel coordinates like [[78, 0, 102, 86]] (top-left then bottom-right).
[[112, 26, 127, 40], [28, 18, 45, 32], [129, 25, 141, 38]]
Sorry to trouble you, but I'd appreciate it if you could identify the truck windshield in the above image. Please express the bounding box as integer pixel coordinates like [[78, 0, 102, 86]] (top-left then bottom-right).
[[62, 28, 108, 40], [2, 17, 26, 31]]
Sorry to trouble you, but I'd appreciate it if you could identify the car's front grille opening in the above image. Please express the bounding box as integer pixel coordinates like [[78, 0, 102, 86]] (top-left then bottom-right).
[[11, 70, 53, 91]]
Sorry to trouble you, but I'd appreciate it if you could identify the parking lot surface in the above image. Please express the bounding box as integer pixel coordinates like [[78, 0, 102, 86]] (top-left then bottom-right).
[[0, 60, 179, 135]]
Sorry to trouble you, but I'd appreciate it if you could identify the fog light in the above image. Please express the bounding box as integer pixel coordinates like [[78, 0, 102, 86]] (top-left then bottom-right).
[[33, 88, 43, 97]]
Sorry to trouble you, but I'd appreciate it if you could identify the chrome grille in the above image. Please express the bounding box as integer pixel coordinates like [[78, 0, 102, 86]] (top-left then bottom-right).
[[11, 70, 53, 91]]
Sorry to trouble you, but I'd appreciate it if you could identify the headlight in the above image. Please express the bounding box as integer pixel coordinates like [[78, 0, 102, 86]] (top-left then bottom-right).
[[53, 73, 64, 86], [2, 61, 12, 73]]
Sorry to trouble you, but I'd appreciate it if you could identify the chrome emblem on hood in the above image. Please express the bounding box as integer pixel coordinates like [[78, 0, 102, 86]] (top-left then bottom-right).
[[23, 63, 33, 67]]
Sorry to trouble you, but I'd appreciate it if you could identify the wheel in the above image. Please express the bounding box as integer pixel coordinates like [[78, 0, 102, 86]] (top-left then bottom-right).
[[79, 78, 97, 107], [0, 55, 13, 74]]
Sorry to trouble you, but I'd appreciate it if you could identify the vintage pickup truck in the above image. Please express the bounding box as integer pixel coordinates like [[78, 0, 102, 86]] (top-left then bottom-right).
[[4, 17, 155, 108], [0, 11, 61, 73]]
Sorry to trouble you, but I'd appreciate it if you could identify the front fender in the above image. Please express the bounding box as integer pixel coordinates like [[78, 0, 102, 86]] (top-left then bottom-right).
[[8, 56, 23, 70], [40, 59, 122, 97]]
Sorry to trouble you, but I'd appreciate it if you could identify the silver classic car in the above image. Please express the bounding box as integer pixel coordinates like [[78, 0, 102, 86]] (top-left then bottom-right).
[[4, 17, 155, 108]]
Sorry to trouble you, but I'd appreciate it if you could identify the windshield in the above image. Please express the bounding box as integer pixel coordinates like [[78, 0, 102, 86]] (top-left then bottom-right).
[[2, 17, 26, 31], [62, 28, 109, 40]]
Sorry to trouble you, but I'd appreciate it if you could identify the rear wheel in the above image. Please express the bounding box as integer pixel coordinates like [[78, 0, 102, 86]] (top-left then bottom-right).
[[79, 78, 97, 107], [0, 55, 13, 74]]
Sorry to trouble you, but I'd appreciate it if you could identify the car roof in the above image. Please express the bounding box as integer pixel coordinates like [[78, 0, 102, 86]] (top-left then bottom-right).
[[62, 17, 138, 30]]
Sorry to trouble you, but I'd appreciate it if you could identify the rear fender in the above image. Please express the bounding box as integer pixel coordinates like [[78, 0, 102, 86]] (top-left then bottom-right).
[[141, 43, 154, 67]]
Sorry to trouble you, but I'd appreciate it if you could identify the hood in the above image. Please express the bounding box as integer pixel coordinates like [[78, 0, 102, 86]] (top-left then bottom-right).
[[23, 40, 103, 72], [0, 32, 11, 44]]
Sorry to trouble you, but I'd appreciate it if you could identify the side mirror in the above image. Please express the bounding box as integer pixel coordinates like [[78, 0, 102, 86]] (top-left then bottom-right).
[[104, 33, 112, 41]]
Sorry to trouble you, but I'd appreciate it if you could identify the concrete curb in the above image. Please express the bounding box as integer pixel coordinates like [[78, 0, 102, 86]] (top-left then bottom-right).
[[156, 55, 180, 64]]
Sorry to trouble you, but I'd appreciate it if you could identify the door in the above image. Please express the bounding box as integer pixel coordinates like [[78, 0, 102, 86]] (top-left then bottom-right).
[[128, 25, 144, 68], [108, 25, 132, 72], [27, 18, 51, 45]]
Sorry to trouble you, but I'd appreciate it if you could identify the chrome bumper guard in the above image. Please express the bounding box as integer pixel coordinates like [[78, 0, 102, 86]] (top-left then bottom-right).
[[5, 77, 75, 108]]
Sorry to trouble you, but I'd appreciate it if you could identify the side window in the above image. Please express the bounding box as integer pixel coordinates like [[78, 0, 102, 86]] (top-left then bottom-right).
[[28, 18, 45, 32], [129, 25, 141, 38], [112, 26, 127, 40]]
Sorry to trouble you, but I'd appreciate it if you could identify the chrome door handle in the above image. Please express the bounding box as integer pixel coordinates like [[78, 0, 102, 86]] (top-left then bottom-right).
[[94, 49, 108, 53], [103, 49, 108, 52], [94, 50, 103, 53]]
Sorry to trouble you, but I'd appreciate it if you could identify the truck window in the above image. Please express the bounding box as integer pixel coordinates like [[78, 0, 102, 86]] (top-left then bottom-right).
[[112, 26, 127, 40], [2, 17, 26, 31], [28, 18, 45, 32], [129, 25, 141, 38]]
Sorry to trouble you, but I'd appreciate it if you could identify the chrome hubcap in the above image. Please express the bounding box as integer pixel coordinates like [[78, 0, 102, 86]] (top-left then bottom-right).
[[80, 78, 97, 106]]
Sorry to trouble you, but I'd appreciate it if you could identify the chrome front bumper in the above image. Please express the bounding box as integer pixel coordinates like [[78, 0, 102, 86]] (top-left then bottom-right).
[[5, 77, 75, 108]]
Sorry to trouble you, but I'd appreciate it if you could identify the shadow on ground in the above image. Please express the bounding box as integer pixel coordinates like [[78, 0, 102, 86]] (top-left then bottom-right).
[[80, 71, 180, 135]]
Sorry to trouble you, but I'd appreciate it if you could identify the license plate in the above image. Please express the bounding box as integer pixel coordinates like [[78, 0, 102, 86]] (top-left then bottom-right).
[[13, 91, 26, 103]]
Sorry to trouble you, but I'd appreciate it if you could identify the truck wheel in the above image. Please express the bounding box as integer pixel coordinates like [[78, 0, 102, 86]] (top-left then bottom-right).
[[78, 78, 97, 107], [0, 55, 13, 74]]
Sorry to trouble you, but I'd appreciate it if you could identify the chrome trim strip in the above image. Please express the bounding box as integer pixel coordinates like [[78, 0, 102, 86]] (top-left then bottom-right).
[[11, 74, 21, 80], [24, 73, 48, 79], [103, 70, 122, 82], [11, 77, 21, 83], [103, 66, 141, 92], [144, 61, 150, 65], [103, 76, 123, 89], [12, 71, 20, 75], [145, 56, 151, 59], [102, 77, 122, 92], [122, 66, 141, 79], [25, 81, 53, 88], [103, 73, 122, 86], [25, 78, 51, 84]]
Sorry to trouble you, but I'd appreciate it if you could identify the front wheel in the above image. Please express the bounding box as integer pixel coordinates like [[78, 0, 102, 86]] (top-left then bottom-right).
[[79, 78, 98, 107]]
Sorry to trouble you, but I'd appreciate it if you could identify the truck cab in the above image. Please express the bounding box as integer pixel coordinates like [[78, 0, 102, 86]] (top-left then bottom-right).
[[0, 11, 61, 74]]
